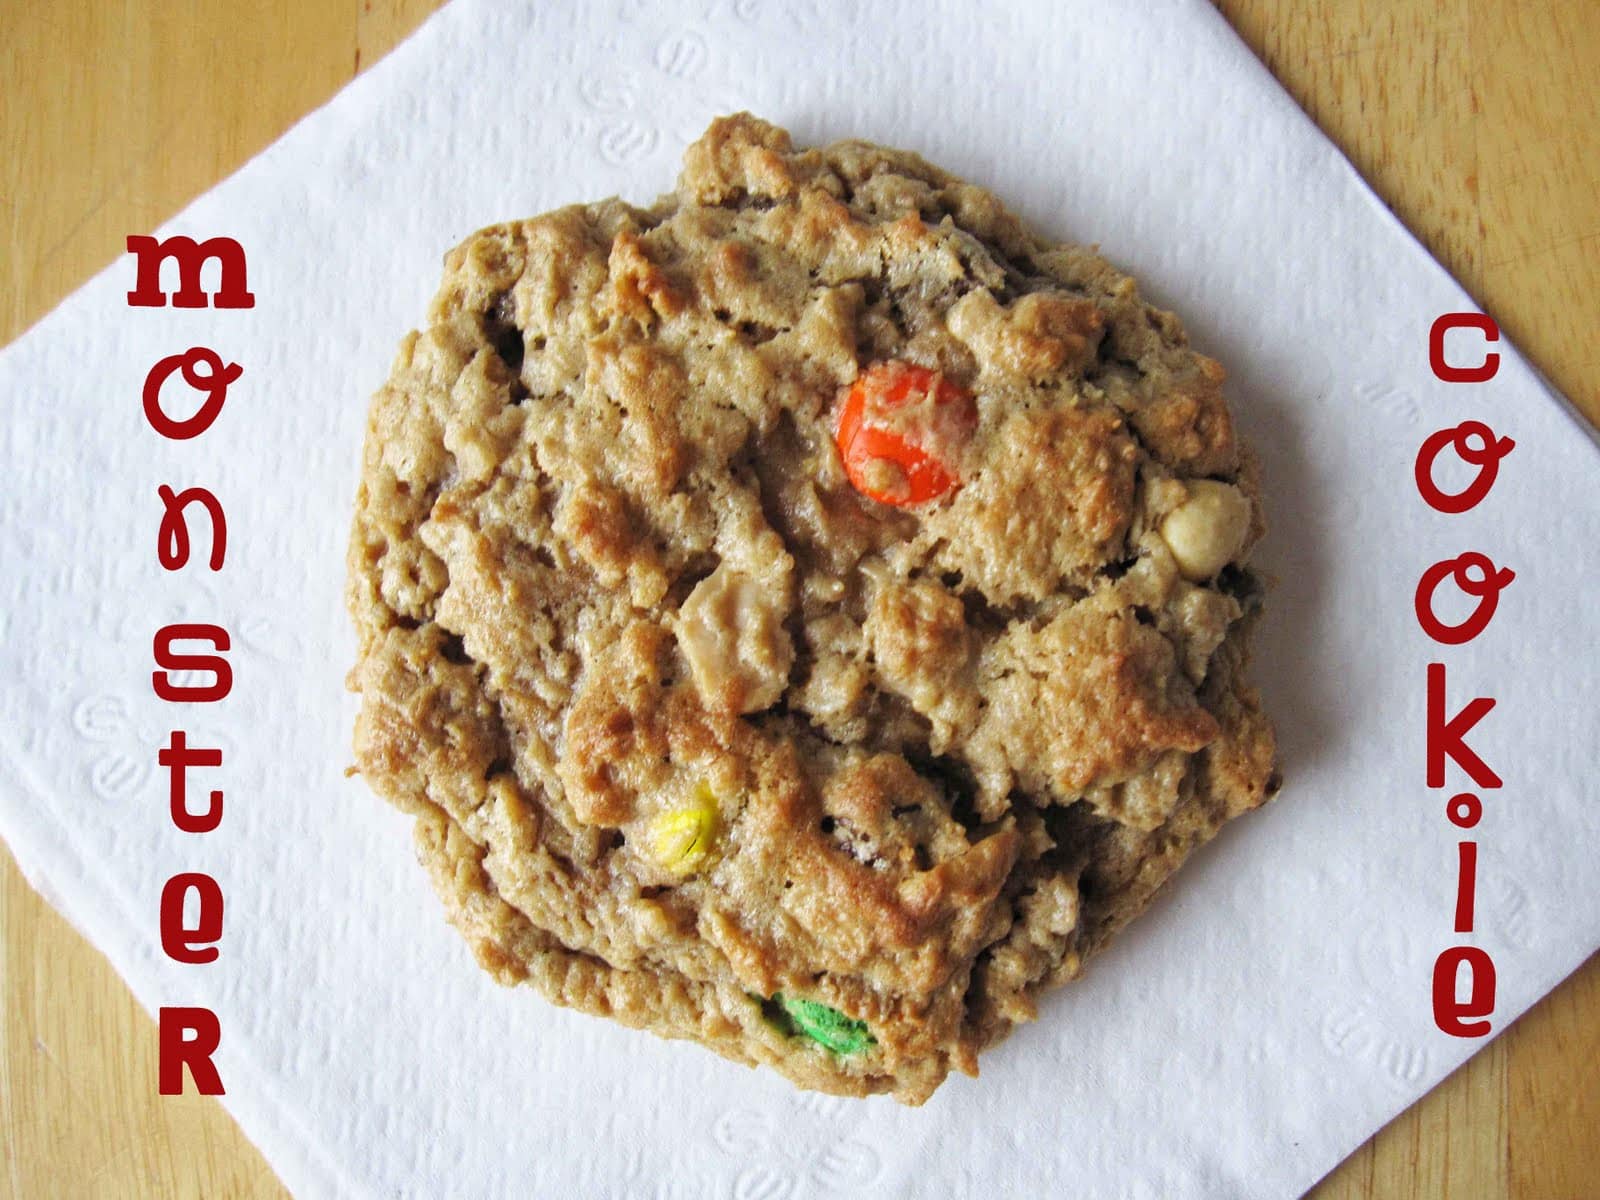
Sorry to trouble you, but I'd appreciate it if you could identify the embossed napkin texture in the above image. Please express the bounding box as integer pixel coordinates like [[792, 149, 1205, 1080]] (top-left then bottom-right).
[[2, 1, 1597, 1197]]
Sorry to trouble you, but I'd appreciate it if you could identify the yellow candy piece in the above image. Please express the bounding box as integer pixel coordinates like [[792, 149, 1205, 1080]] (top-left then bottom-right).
[[647, 800, 719, 873]]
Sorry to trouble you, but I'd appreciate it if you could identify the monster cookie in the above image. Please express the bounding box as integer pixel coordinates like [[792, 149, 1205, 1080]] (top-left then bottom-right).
[[347, 114, 1279, 1104]]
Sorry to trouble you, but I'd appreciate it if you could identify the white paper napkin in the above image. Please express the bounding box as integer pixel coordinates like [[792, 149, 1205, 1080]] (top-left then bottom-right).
[[3, 1, 1596, 1196]]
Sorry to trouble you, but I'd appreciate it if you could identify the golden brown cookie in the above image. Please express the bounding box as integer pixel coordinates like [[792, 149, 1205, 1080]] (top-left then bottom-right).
[[347, 114, 1279, 1104]]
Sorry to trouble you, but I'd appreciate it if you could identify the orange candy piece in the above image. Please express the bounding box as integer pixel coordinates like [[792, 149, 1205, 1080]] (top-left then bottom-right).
[[834, 361, 975, 506]]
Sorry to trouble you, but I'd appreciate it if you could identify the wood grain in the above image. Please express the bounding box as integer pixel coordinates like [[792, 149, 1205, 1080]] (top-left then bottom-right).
[[1, 2, 1595, 1196]]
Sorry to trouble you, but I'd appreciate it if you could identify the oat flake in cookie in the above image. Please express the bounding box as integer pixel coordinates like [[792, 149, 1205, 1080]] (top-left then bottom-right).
[[346, 114, 1279, 1104]]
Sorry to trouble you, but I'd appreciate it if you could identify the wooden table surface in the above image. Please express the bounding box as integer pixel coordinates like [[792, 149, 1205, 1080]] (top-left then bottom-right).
[[3, 2, 1596, 1196]]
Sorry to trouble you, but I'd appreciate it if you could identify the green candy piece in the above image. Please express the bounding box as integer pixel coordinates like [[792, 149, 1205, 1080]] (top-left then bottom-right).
[[773, 993, 876, 1055]]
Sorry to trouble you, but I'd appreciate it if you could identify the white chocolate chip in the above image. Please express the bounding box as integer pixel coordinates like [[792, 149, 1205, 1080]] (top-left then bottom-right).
[[1158, 480, 1251, 581], [675, 563, 794, 713]]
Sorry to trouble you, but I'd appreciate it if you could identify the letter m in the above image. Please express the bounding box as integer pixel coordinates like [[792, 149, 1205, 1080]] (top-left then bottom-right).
[[126, 234, 255, 309]]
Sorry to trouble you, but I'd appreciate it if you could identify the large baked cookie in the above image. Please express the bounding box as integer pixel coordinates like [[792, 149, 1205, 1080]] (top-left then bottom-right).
[[347, 114, 1279, 1104]]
